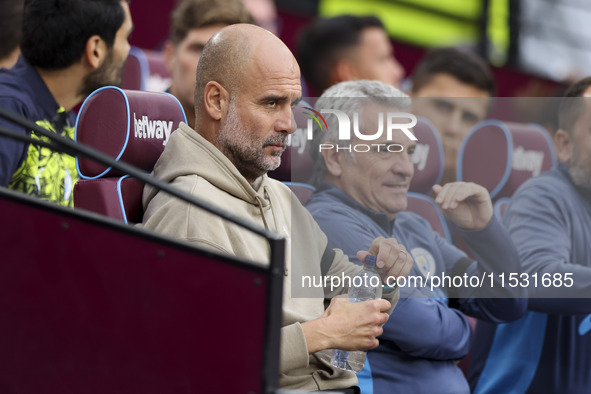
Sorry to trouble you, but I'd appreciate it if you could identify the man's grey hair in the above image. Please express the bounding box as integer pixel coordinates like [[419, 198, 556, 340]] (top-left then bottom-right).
[[309, 80, 411, 185]]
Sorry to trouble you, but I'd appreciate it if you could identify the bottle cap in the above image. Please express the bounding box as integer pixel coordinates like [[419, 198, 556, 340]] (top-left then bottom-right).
[[364, 254, 377, 267]]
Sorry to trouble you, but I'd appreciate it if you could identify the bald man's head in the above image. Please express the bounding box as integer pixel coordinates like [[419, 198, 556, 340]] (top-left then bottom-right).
[[192, 23, 301, 182], [194, 24, 292, 112]]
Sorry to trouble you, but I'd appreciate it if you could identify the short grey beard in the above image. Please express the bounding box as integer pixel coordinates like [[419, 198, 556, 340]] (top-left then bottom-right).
[[216, 99, 282, 177], [570, 166, 591, 191], [569, 145, 591, 191]]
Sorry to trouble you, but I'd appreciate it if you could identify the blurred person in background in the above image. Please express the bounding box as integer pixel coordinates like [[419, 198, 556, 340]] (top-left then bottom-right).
[[468, 76, 591, 394], [0, 0, 24, 69], [0, 0, 133, 206], [410, 47, 495, 185], [297, 15, 405, 95], [163, 0, 253, 129], [241, 0, 279, 35]]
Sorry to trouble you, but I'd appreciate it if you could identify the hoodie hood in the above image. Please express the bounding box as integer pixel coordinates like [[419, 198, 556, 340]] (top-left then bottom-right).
[[143, 122, 271, 209]]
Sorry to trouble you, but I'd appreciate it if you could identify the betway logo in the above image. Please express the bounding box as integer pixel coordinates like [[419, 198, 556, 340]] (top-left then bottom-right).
[[287, 128, 308, 154], [133, 113, 173, 146], [512, 146, 544, 176]]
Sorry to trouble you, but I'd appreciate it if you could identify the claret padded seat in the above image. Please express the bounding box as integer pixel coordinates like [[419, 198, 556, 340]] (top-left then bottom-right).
[[74, 86, 186, 223]]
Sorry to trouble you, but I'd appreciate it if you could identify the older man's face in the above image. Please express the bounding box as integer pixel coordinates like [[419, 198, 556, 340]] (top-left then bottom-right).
[[333, 104, 416, 220]]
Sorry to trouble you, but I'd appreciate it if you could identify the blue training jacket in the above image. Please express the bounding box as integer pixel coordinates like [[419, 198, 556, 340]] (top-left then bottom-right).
[[306, 183, 526, 394], [469, 163, 591, 394]]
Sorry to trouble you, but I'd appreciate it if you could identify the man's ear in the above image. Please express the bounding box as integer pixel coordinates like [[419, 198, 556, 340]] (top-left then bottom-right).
[[163, 40, 175, 74], [321, 142, 342, 177], [84, 35, 107, 69], [203, 81, 229, 121], [554, 129, 572, 163], [333, 59, 358, 84]]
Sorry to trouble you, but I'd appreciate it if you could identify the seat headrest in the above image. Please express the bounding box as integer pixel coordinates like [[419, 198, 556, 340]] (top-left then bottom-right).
[[121, 46, 171, 92], [75, 87, 187, 179], [493, 196, 510, 220], [409, 117, 444, 194], [457, 120, 557, 199], [406, 192, 451, 242], [268, 101, 315, 183]]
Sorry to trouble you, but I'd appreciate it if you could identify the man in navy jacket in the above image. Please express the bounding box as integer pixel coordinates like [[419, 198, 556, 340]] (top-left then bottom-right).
[[468, 78, 591, 394], [305, 79, 526, 394]]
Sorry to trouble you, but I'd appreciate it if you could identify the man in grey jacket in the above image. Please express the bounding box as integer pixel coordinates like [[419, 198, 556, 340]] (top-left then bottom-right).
[[142, 24, 414, 392]]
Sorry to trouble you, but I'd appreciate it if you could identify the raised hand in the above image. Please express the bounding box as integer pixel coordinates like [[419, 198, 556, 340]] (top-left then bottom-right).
[[432, 182, 493, 230]]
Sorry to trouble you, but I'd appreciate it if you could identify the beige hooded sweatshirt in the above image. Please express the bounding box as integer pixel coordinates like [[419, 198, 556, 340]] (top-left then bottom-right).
[[142, 123, 399, 391]]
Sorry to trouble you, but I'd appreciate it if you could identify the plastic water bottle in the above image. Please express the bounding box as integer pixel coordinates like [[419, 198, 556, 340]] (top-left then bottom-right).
[[331, 254, 383, 372]]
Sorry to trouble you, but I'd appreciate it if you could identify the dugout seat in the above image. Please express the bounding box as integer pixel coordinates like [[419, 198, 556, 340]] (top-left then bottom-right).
[[493, 196, 510, 220], [121, 46, 171, 92], [74, 86, 187, 223], [457, 120, 557, 201], [403, 116, 450, 240], [268, 101, 316, 183], [406, 192, 451, 242], [452, 121, 556, 378], [409, 116, 444, 194]]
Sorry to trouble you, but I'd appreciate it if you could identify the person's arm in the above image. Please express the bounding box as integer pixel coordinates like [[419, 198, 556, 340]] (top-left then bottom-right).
[[301, 297, 391, 354], [452, 217, 528, 322], [279, 323, 313, 373], [278, 297, 392, 373], [432, 182, 527, 322], [0, 98, 29, 186], [323, 236, 407, 315], [309, 207, 404, 310], [504, 183, 591, 314], [379, 296, 472, 360]]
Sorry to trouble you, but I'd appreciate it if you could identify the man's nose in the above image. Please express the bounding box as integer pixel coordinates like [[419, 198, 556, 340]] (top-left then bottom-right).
[[444, 110, 463, 137], [277, 106, 296, 134], [391, 58, 405, 88], [391, 150, 414, 178]]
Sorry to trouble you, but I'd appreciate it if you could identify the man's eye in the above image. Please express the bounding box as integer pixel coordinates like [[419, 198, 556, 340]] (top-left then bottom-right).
[[462, 112, 479, 124], [433, 99, 453, 113], [189, 44, 205, 54], [267, 101, 278, 108]]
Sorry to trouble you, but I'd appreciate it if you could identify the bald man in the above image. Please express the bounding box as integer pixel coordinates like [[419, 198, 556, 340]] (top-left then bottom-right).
[[141, 24, 413, 392]]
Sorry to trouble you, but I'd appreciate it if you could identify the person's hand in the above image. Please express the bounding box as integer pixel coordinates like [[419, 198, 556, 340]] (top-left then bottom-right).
[[432, 182, 493, 230], [302, 297, 391, 354], [357, 237, 413, 285]]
